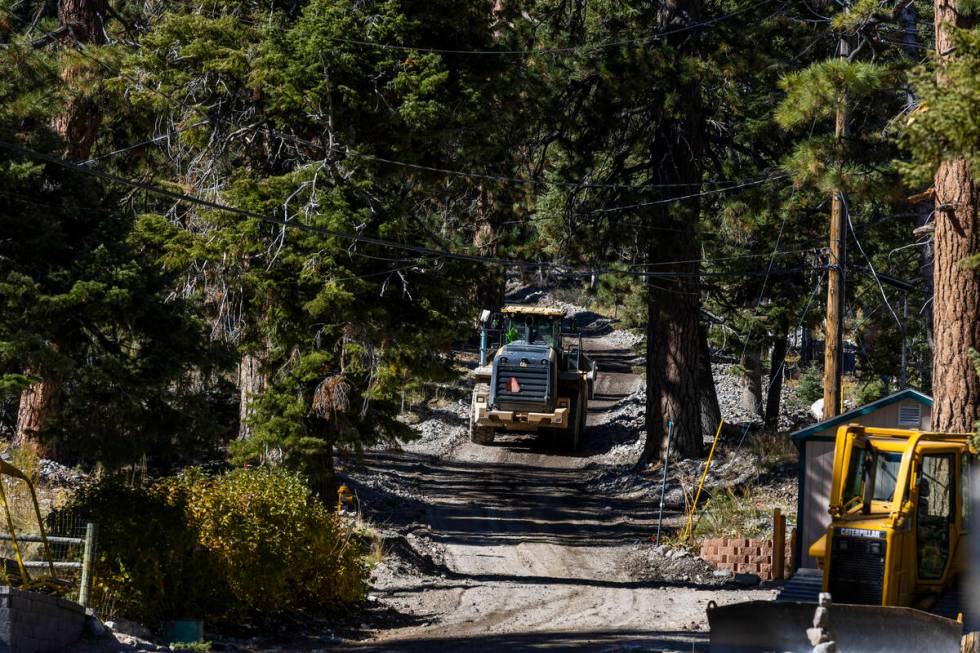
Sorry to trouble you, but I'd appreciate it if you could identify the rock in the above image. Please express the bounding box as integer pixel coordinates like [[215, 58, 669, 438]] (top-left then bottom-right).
[[84, 613, 107, 638], [733, 573, 761, 587], [713, 569, 734, 579], [105, 617, 152, 640]]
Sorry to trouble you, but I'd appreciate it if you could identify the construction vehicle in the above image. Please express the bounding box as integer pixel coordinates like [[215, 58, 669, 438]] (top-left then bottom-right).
[[708, 425, 978, 653], [470, 305, 596, 449]]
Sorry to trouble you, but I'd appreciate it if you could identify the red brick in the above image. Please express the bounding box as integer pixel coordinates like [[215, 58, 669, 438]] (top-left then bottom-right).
[[751, 555, 770, 564], [759, 563, 772, 578]]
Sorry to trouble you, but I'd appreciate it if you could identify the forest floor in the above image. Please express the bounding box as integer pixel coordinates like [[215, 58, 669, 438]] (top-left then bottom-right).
[[329, 298, 802, 652]]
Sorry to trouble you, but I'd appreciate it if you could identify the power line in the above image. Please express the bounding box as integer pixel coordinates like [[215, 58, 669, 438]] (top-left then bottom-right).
[[840, 193, 903, 331], [83, 121, 207, 164], [0, 138, 819, 281], [593, 174, 789, 213], [324, 0, 776, 57]]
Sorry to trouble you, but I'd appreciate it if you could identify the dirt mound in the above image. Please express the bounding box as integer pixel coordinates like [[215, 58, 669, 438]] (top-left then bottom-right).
[[620, 544, 726, 587]]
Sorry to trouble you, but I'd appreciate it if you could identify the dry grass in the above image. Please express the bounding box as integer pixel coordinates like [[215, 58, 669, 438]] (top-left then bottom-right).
[[691, 486, 772, 541], [0, 445, 75, 576], [746, 432, 798, 473]]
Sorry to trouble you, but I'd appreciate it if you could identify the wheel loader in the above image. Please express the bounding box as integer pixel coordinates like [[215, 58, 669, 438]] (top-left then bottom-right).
[[708, 425, 978, 653], [469, 305, 596, 449]]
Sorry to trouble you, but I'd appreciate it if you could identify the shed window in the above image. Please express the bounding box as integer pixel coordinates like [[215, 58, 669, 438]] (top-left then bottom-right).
[[898, 402, 921, 427]]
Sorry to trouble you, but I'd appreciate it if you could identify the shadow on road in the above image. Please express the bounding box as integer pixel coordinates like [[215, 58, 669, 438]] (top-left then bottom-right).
[[344, 628, 706, 652], [355, 452, 667, 549]]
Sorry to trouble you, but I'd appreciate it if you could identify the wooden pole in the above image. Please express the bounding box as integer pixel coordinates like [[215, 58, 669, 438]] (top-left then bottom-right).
[[823, 36, 849, 421], [772, 508, 786, 581], [78, 522, 97, 608]]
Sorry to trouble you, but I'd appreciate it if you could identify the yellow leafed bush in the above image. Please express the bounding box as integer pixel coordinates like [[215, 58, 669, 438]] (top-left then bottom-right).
[[56, 467, 366, 626]]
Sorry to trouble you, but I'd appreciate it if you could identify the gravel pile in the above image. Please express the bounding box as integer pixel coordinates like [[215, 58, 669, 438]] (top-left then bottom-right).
[[712, 363, 811, 432], [399, 401, 470, 459], [38, 459, 86, 487], [587, 449, 768, 508], [582, 385, 647, 466], [619, 543, 727, 587]]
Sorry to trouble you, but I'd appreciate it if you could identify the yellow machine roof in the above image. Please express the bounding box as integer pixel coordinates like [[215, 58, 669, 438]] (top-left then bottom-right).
[[501, 305, 566, 317]]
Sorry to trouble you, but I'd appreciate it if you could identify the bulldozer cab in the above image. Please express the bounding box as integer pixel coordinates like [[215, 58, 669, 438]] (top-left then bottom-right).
[[816, 426, 975, 608], [708, 426, 976, 653]]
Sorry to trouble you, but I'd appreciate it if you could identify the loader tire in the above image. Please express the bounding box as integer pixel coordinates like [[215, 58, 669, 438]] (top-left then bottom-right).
[[565, 384, 587, 452], [963, 631, 980, 653], [574, 383, 587, 450], [470, 383, 496, 445]]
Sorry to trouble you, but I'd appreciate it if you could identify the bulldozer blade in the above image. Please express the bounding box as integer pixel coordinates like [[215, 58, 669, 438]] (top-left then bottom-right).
[[707, 600, 963, 653]]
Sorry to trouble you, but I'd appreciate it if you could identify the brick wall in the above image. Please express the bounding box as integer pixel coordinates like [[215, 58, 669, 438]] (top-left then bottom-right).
[[0, 586, 86, 653], [699, 537, 794, 581]]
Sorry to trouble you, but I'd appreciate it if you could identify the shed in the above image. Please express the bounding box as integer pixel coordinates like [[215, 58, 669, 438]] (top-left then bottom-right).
[[791, 388, 933, 569]]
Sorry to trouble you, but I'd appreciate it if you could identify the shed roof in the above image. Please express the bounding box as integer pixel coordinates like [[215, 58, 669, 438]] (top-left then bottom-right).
[[501, 305, 566, 317], [791, 388, 933, 441]]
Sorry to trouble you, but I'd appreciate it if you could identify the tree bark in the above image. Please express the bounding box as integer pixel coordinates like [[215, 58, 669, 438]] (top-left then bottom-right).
[[698, 326, 722, 437], [13, 368, 58, 454], [644, 261, 705, 462], [739, 348, 763, 417], [238, 350, 268, 439], [14, 0, 106, 451], [641, 0, 706, 464], [53, 0, 106, 160], [765, 316, 789, 429], [931, 0, 980, 433]]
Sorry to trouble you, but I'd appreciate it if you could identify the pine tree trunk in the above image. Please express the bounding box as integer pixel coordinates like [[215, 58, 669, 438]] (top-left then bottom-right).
[[13, 368, 58, 454], [15, 0, 106, 451], [644, 267, 705, 462], [54, 0, 106, 160], [698, 326, 722, 437], [238, 351, 268, 439], [765, 318, 789, 429], [739, 348, 763, 417], [931, 0, 980, 433], [640, 0, 706, 464]]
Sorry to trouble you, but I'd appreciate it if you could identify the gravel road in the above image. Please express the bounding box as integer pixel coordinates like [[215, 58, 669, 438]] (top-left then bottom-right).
[[348, 330, 776, 652]]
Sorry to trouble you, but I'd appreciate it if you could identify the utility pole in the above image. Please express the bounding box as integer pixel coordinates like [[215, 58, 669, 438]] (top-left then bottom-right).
[[822, 35, 850, 420]]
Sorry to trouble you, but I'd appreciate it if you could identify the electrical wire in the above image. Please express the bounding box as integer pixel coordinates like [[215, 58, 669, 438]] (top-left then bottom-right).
[[593, 174, 789, 213], [840, 193, 903, 330], [324, 0, 776, 57], [0, 138, 821, 281], [738, 212, 789, 364]]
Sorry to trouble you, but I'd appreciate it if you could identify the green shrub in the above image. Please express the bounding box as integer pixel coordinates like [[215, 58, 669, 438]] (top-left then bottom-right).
[[185, 468, 365, 617], [56, 468, 366, 626], [853, 377, 886, 406], [55, 476, 221, 625], [796, 365, 824, 403]]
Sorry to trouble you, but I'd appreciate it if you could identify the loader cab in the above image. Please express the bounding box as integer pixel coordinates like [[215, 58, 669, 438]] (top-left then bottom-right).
[[503, 313, 562, 348]]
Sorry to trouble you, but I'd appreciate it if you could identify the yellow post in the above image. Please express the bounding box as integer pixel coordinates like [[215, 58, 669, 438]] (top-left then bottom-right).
[[682, 419, 724, 541]]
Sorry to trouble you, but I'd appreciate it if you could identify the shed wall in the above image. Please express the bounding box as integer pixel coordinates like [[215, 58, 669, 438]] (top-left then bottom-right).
[[801, 438, 836, 569]]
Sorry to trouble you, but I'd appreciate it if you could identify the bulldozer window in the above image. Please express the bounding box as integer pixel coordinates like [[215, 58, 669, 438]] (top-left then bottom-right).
[[916, 454, 953, 580], [843, 446, 902, 509]]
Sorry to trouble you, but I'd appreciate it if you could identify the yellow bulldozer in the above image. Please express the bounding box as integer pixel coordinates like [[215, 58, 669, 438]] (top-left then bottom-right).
[[708, 425, 978, 653]]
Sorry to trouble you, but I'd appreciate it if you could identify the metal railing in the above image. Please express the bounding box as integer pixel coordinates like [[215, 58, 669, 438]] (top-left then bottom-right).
[[0, 522, 97, 606]]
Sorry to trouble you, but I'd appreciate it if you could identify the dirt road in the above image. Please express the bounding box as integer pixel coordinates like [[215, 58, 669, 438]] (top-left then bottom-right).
[[349, 332, 775, 652]]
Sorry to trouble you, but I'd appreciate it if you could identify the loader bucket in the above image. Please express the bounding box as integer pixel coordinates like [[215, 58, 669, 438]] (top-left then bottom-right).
[[707, 600, 963, 653]]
